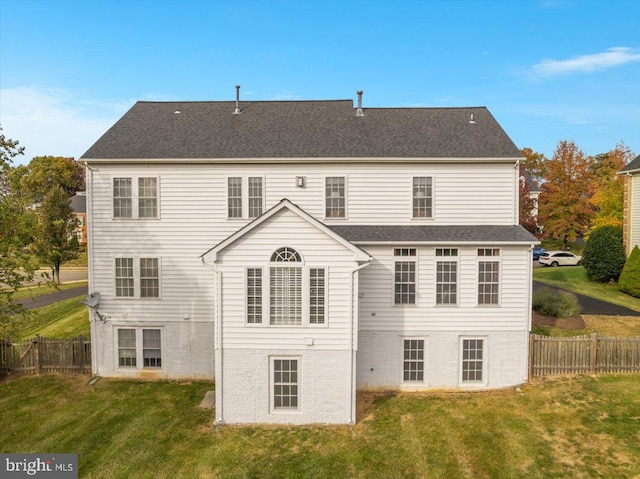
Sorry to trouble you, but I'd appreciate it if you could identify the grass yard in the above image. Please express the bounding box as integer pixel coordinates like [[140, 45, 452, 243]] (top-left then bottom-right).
[[533, 266, 640, 312], [1, 296, 89, 340], [1, 374, 639, 478], [10, 281, 88, 302], [533, 314, 640, 338]]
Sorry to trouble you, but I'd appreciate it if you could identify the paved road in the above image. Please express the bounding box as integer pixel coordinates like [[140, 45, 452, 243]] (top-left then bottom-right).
[[23, 268, 88, 286], [19, 285, 88, 310], [533, 281, 640, 316]]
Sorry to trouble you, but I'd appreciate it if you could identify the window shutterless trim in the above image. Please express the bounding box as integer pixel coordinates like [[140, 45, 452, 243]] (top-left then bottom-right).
[[402, 337, 427, 383], [324, 176, 347, 220], [411, 176, 434, 220], [115, 326, 163, 371], [459, 336, 487, 387], [113, 256, 161, 300], [112, 176, 160, 220], [271, 356, 301, 413]]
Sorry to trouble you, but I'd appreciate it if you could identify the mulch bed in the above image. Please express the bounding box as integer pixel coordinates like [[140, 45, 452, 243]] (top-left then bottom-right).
[[532, 310, 586, 330]]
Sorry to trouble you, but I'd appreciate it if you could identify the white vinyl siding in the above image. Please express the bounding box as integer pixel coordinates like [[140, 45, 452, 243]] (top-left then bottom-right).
[[412, 177, 433, 218]]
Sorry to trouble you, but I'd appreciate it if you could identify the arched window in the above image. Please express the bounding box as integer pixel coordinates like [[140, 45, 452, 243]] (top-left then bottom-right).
[[270, 247, 301, 262]]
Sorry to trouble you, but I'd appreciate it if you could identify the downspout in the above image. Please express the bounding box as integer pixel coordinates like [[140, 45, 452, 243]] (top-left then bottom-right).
[[202, 257, 223, 423], [349, 261, 370, 424]]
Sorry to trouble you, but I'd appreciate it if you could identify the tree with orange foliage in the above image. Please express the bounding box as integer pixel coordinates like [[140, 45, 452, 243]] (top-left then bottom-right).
[[519, 148, 546, 235], [538, 140, 594, 249], [589, 142, 634, 232]]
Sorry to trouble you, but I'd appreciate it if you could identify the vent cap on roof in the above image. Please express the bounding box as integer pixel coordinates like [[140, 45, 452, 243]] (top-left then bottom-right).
[[356, 90, 364, 117], [233, 85, 241, 114]]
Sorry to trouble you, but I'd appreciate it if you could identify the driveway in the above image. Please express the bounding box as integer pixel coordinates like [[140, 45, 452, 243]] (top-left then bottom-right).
[[533, 281, 640, 316], [19, 285, 88, 310]]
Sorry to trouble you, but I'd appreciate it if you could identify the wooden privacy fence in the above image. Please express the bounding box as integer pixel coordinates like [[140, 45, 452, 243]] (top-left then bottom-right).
[[0, 335, 91, 375], [529, 333, 640, 377]]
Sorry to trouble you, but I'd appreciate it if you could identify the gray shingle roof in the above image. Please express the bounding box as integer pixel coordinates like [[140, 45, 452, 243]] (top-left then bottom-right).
[[620, 155, 640, 173], [70, 193, 86, 213], [81, 100, 522, 160], [328, 225, 538, 243]]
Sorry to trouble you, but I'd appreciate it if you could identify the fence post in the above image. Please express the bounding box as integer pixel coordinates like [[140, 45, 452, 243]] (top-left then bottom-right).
[[590, 332, 598, 375], [78, 336, 84, 372], [34, 334, 41, 375], [528, 333, 535, 380]]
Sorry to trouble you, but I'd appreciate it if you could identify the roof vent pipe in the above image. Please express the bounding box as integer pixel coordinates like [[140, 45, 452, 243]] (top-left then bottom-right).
[[356, 90, 364, 117], [233, 85, 241, 114]]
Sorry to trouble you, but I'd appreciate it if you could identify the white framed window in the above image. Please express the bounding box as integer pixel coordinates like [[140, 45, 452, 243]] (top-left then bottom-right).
[[436, 248, 458, 305], [227, 176, 264, 219], [272, 357, 299, 411], [113, 176, 159, 219], [117, 327, 162, 369], [403, 338, 425, 382], [114, 257, 161, 299], [461, 337, 486, 385], [325, 176, 346, 219], [246, 248, 328, 327], [477, 248, 500, 306], [248, 177, 263, 218], [309, 268, 326, 325], [227, 177, 242, 218], [394, 248, 417, 305], [412, 177, 433, 218], [247, 267, 263, 324], [115, 258, 134, 297]]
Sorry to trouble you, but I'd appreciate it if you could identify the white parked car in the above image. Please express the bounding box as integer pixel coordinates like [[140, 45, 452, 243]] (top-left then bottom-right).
[[538, 251, 582, 267]]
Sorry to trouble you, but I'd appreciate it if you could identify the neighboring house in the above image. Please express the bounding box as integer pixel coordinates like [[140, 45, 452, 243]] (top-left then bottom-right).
[[81, 89, 538, 425], [620, 155, 640, 255], [70, 191, 87, 247]]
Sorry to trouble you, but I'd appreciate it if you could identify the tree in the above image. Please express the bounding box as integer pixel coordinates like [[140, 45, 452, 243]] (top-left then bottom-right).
[[32, 187, 79, 284], [619, 246, 640, 298], [519, 168, 538, 234], [538, 140, 594, 249], [581, 225, 626, 282], [0, 127, 35, 320], [16, 156, 85, 203], [589, 143, 634, 232], [521, 147, 547, 186], [519, 148, 546, 236]]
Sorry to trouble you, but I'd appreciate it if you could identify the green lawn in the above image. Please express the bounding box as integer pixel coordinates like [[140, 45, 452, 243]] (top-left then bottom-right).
[[1, 295, 89, 340], [533, 266, 640, 312], [0, 374, 639, 478], [11, 281, 88, 302]]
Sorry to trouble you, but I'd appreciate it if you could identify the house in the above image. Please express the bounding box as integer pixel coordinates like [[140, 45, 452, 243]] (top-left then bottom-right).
[[70, 192, 87, 247], [621, 155, 640, 255], [80, 88, 538, 425]]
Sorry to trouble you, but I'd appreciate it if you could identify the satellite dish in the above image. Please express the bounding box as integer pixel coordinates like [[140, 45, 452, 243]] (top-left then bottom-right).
[[83, 292, 101, 308]]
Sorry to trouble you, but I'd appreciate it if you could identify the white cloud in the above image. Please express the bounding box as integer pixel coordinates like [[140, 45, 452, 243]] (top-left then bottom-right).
[[531, 47, 640, 77], [0, 86, 130, 164]]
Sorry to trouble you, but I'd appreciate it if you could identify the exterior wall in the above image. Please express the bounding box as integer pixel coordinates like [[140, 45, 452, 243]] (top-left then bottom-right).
[[220, 349, 352, 424], [92, 318, 214, 379], [357, 329, 527, 389], [630, 174, 640, 253]]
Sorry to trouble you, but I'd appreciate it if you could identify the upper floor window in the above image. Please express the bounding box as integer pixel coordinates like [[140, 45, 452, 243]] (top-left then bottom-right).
[[113, 177, 158, 219], [412, 177, 433, 218], [228, 176, 264, 219], [325, 177, 346, 218]]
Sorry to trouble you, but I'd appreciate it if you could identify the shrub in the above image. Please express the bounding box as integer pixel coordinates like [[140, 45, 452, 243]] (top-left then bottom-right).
[[532, 287, 581, 317], [581, 225, 626, 282], [619, 246, 640, 298]]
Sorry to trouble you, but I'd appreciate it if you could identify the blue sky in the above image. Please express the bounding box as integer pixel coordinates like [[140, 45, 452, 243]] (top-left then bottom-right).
[[1, 0, 639, 165]]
